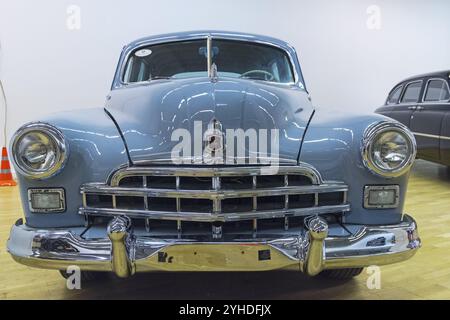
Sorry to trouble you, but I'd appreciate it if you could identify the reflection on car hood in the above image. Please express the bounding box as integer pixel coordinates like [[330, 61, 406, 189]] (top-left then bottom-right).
[[106, 77, 314, 165]]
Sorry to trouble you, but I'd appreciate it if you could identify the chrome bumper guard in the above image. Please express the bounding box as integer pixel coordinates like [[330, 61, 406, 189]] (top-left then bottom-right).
[[7, 215, 420, 277]]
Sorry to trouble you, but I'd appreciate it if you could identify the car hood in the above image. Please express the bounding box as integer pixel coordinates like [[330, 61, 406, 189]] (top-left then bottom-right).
[[106, 77, 314, 165]]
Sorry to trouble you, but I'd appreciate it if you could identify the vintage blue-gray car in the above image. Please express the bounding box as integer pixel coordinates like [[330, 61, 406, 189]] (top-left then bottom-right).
[[7, 31, 421, 281]]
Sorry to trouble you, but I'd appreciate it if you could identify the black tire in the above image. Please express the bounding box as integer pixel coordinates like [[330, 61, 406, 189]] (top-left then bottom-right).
[[59, 270, 106, 282], [320, 268, 363, 280]]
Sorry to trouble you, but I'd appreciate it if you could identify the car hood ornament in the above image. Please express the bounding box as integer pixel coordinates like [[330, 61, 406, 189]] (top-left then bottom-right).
[[209, 62, 218, 82], [203, 118, 224, 164]]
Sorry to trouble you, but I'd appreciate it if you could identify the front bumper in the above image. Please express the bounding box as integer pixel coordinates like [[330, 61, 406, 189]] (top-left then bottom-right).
[[7, 215, 420, 277]]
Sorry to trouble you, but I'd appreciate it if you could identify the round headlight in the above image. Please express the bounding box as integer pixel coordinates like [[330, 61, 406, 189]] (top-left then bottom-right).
[[362, 122, 416, 177], [11, 123, 68, 179]]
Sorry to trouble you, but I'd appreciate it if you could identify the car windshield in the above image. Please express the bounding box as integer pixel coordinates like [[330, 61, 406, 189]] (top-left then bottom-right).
[[122, 39, 295, 84]]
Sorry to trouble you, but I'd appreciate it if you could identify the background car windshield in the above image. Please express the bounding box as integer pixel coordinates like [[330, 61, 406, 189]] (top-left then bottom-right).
[[123, 39, 295, 84]]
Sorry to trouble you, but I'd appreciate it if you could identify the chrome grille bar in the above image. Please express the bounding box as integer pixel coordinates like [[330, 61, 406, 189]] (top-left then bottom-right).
[[108, 165, 322, 185], [81, 184, 347, 199], [79, 204, 350, 222]]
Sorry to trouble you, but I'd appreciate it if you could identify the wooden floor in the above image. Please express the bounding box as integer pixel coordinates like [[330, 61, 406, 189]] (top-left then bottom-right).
[[1, 160, 450, 299]]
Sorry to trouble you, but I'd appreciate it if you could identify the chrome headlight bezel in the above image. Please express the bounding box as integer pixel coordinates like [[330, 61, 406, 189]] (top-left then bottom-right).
[[11, 122, 69, 180], [361, 121, 417, 178]]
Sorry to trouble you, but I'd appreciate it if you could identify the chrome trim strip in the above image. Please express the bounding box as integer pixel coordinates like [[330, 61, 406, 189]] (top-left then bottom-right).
[[177, 220, 182, 236], [82, 193, 87, 207], [207, 34, 212, 78], [418, 102, 450, 106], [108, 165, 323, 186], [142, 176, 148, 210], [78, 204, 351, 222], [413, 131, 450, 141], [252, 176, 257, 211], [390, 101, 450, 107], [112, 195, 117, 209], [81, 184, 347, 200]]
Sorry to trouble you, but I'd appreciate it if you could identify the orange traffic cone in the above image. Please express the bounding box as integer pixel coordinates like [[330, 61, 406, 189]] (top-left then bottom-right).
[[0, 147, 17, 186]]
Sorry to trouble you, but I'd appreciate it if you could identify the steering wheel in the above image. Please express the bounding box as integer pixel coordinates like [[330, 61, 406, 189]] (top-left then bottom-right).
[[240, 70, 275, 81]]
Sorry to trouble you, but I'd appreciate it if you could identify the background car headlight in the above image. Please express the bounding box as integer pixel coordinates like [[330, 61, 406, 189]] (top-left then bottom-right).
[[361, 122, 416, 177], [11, 122, 68, 179]]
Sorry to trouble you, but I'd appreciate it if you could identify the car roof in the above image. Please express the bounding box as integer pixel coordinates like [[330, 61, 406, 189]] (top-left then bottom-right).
[[398, 70, 450, 84], [124, 30, 296, 53]]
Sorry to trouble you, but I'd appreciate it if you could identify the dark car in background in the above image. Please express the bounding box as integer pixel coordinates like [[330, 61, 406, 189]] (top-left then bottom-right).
[[376, 70, 450, 168]]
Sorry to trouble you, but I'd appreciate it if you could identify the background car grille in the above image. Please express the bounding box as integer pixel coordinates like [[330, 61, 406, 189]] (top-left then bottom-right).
[[79, 166, 350, 238]]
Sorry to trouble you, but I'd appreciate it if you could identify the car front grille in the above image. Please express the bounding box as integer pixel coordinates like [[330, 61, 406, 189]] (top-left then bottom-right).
[[79, 165, 350, 238]]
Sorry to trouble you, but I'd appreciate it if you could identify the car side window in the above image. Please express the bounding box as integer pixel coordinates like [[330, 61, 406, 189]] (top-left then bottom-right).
[[424, 79, 450, 102], [387, 85, 403, 104], [400, 81, 422, 103]]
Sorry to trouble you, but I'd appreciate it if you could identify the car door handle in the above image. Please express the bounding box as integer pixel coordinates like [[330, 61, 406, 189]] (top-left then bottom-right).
[[415, 106, 424, 111], [408, 106, 417, 110]]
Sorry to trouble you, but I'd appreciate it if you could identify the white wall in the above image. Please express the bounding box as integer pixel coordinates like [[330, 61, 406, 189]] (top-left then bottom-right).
[[1, 0, 449, 145]]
